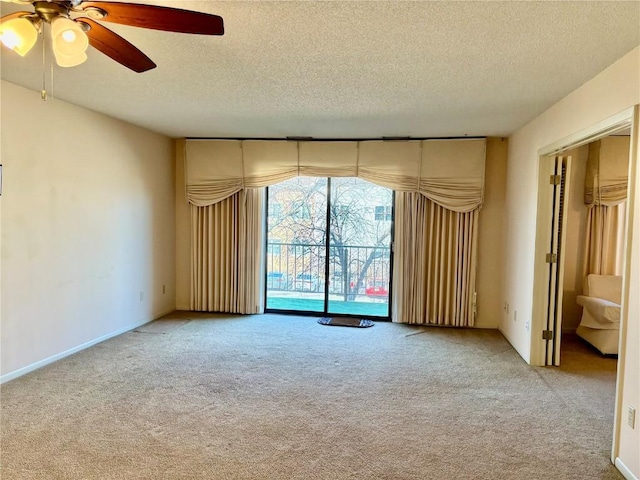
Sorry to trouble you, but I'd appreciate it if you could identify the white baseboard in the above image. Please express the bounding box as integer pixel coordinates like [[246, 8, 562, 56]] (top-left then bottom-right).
[[0, 317, 153, 384], [616, 457, 639, 480]]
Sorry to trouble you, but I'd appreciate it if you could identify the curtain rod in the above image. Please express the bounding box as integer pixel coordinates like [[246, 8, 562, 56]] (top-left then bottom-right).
[[184, 135, 487, 141]]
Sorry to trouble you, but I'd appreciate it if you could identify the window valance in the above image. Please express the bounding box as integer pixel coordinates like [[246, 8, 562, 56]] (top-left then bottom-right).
[[419, 140, 486, 212], [299, 142, 359, 178], [185, 138, 486, 212], [185, 140, 244, 206], [357, 141, 421, 192], [585, 137, 630, 206]]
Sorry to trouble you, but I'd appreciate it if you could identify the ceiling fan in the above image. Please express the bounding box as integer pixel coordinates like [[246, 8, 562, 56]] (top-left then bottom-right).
[[0, 0, 224, 72]]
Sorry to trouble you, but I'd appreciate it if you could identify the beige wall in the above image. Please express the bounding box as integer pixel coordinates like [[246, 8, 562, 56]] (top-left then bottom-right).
[[561, 145, 589, 332], [476, 137, 508, 328], [175, 139, 190, 310], [174, 137, 508, 326], [0, 81, 176, 380], [501, 46, 639, 478]]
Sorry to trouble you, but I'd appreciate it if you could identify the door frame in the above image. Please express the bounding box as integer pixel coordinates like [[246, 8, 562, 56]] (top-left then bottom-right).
[[530, 105, 637, 465], [531, 107, 634, 366]]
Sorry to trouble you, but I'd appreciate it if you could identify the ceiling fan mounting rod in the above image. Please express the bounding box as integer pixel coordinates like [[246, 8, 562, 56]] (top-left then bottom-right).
[[33, 1, 71, 22]]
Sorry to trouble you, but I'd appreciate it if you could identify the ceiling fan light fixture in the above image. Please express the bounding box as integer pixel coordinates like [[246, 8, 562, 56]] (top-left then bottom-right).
[[53, 50, 87, 67], [2, 0, 224, 73], [51, 17, 88, 57], [0, 17, 38, 57]]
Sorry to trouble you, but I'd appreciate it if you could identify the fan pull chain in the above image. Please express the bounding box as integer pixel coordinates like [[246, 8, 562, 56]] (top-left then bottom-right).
[[40, 23, 55, 101], [50, 63, 55, 100], [41, 26, 47, 101]]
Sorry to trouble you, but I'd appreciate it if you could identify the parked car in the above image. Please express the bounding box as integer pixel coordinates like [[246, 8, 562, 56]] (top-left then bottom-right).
[[293, 273, 321, 292], [365, 280, 388, 298], [266, 272, 289, 290]]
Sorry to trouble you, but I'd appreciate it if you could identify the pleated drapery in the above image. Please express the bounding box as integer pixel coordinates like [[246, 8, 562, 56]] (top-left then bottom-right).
[[393, 192, 478, 326], [185, 138, 486, 212], [190, 189, 264, 314], [582, 203, 627, 279], [582, 136, 630, 282], [185, 138, 485, 321]]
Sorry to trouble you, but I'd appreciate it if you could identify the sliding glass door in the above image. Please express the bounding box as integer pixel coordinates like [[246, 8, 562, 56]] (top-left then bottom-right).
[[266, 176, 393, 318], [266, 177, 327, 313], [327, 178, 392, 317]]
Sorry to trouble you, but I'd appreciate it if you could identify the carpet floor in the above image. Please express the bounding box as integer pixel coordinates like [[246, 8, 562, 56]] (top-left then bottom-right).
[[1, 312, 621, 479]]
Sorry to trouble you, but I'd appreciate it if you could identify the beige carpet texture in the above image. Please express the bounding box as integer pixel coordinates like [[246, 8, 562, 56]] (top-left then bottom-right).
[[1, 312, 622, 479]]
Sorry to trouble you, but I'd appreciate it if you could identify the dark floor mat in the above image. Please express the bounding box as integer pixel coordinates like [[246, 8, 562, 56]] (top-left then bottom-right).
[[317, 317, 374, 328]]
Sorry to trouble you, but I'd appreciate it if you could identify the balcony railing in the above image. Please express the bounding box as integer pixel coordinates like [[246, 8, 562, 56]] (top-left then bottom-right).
[[266, 242, 391, 299]]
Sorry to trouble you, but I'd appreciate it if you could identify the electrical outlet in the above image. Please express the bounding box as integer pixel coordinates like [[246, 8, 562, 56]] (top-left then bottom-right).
[[629, 406, 636, 429], [139, 291, 144, 302], [162, 284, 166, 295], [525, 318, 529, 332]]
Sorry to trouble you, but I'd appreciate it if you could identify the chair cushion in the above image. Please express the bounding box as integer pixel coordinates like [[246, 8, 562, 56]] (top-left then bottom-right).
[[576, 295, 620, 328], [585, 275, 622, 304]]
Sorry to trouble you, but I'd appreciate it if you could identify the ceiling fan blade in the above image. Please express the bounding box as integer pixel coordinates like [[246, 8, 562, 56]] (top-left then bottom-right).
[[0, 11, 31, 23], [77, 1, 224, 35], [77, 18, 156, 73]]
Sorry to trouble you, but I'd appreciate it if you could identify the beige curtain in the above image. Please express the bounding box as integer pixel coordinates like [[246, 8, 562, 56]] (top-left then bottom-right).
[[582, 203, 626, 279], [185, 138, 486, 318], [191, 189, 264, 313], [393, 192, 478, 326], [582, 137, 630, 281]]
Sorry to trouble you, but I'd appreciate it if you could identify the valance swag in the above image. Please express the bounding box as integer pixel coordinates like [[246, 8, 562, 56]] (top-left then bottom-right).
[[185, 138, 486, 213], [584, 136, 630, 206]]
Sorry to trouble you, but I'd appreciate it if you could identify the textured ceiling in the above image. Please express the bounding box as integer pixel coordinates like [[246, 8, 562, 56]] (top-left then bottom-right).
[[1, 1, 639, 139]]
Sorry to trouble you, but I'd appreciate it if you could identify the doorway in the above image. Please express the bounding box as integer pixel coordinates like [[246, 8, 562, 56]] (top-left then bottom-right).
[[265, 176, 394, 319], [535, 131, 632, 367], [531, 106, 638, 469], [531, 111, 633, 366]]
